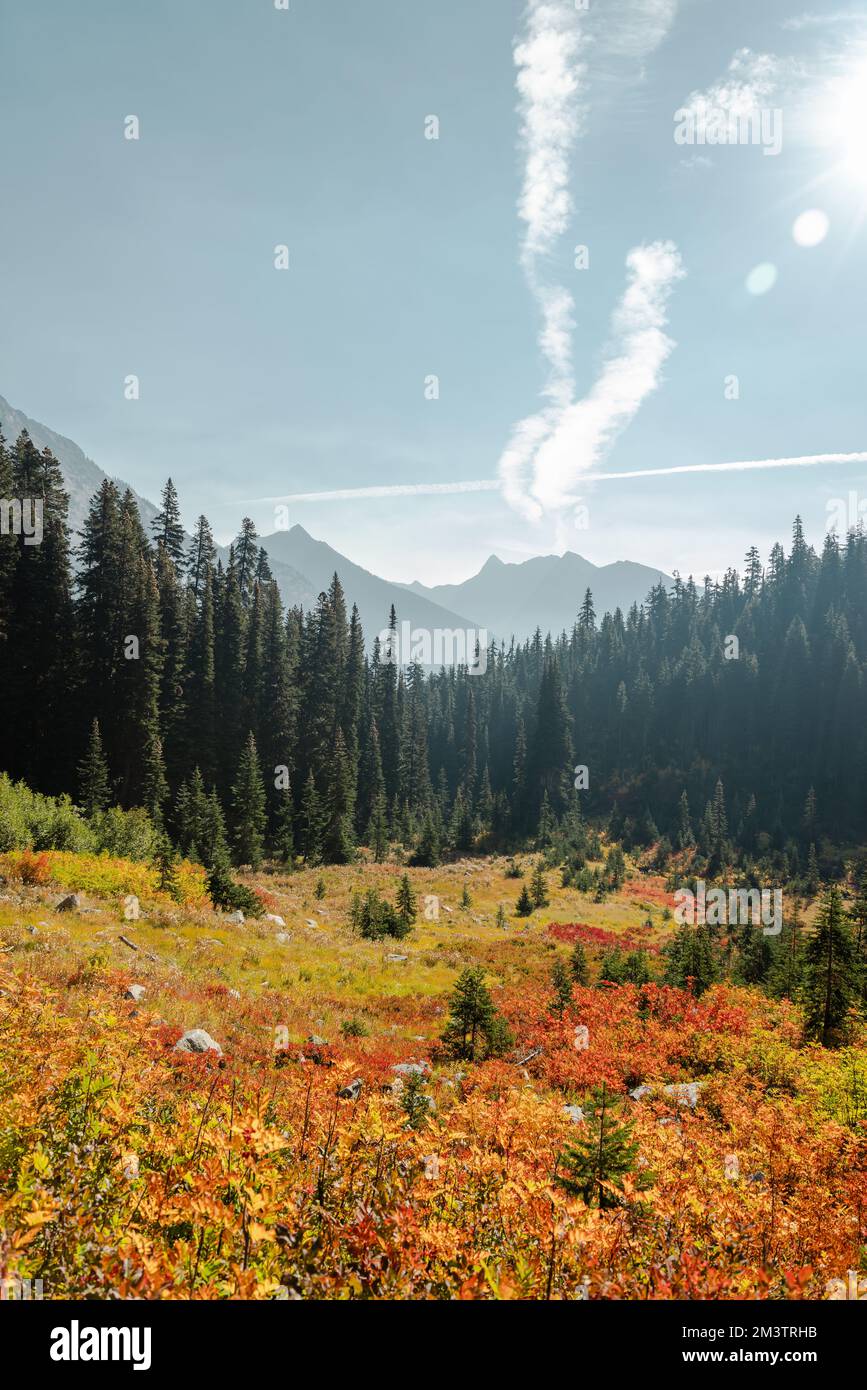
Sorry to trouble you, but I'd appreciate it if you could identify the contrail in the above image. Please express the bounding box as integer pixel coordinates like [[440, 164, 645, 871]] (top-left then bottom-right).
[[243, 480, 502, 505], [241, 452, 867, 507], [588, 452, 867, 481]]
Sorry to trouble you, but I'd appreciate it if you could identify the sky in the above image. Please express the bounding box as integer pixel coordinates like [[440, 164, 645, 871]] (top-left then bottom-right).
[[1, 0, 866, 585]]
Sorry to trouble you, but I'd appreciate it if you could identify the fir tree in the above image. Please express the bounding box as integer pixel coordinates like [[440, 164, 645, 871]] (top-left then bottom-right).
[[570, 941, 589, 985], [77, 719, 111, 817], [556, 1084, 648, 1209], [440, 966, 513, 1061], [231, 732, 267, 869], [802, 884, 859, 1046]]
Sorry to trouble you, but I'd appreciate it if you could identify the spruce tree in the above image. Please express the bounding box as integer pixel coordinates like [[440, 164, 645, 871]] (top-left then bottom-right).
[[231, 732, 267, 869], [802, 885, 858, 1046], [441, 966, 513, 1061], [557, 1084, 648, 1208], [78, 719, 111, 817]]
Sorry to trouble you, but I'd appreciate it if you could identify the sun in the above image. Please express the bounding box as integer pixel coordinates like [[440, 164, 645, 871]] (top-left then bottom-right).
[[814, 53, 867, 187]]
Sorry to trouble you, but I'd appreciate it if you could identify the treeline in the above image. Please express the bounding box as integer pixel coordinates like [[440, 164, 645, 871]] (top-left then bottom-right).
[[1, 425, 866, 868]]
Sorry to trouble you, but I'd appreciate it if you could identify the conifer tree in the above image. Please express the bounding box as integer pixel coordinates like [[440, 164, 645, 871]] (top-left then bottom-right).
[[802, 884, 858, 1046], [440, 966, 513, 1061], [570, 942, 590, 985], [78, 719, 111, 817], [395, 873, 417, 930], [231, 732, 267, 869], [557, 1084, 648, 1208], [530, 859, 549, 908], [550, 957, 573, 1014]]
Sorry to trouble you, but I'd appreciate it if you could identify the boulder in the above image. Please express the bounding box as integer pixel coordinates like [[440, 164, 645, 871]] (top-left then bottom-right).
[[56, 893, 80, 913], [174, 1028, 222, 1056], [275, 932, 291, 944], [663, 1081, 703, 1109], [264, 913, 286, 926], [391, 1061, 431, 1077], [122, 895, 140, 922], [563, 1104, 585, 1124], [304, 919, 317, 929], [629, 1084, 654, 1102], [385, 953, 407, 963], [338, 1077, 363, 1100], [227, 910, 245, 924], [125, 984, 146, 1002]]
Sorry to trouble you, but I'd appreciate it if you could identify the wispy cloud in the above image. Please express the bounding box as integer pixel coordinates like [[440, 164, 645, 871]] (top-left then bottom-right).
[[498, 1, 684, 522], [593, 452, 867, 481], [679, 47, 800, 121], [782, 8, 867, 30], [242, 452, 867, 509], [529, 241, 684, 513]]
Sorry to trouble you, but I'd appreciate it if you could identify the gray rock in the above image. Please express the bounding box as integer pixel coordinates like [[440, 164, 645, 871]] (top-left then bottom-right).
[[663, 1081, 703, 1109], [56, 893, 80, 913], [629, 1084, 654, 1102], [338, 1077, 363, 1100], [227, 910, 245, 924], [264, 913, 286, 926], [125, 984, 147, 1001], [275, 932, 291, 944], [563, 1104, 585, 1124], [385, 953, 407, 963], [304, 919, 317, 929], [227, 988, 241, 1000], [122, 894, 140, 921], [307, 1034, 328, 1048], [174, 1028, 222, 1055], [391, 1061, 431, 1077], [26, 925, 39, 935]]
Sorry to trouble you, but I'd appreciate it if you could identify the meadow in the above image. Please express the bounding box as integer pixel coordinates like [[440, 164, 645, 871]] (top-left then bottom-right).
[[1, 847, 864, 1300]]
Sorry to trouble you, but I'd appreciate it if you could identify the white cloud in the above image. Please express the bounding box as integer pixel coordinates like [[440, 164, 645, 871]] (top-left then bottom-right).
[[529, 241, 685, 513], [498, 2, 685, 523], [679, 48, 799, 121]]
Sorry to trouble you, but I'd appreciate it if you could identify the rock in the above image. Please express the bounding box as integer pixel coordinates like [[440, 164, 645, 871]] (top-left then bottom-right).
[[56, 893, 80, 913], [663, 1081, 703, 1109], [202, 938, 225, 947], [174, 1028, 222, 1056], [573, 1025, 590, 1052], [227, 988, 241, 1000], [122, 895, 140, 922], [307, 1034, 328, 1048], [125, 984, 147, 1001], [391, 1061, 431, 1077], [227, 910, 245, 924], [629, 1084, 654, 1102], [423, 1154, 440, 1181], [338, 1077, 363, 1100], [305, 919, 317, 929], [275, 932, 291, 944], [265, 913, 286, 926], [563, 1104, 585, 1124], [26, 925, 39, 935], [385, 953, 407, 963]]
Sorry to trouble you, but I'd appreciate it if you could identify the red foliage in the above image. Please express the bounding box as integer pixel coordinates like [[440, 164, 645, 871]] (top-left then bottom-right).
[[547, 921, 661, 955], [15, 850, 52, 886]]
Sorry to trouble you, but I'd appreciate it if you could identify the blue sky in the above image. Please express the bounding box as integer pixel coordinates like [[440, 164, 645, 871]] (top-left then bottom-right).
[[2, 0, 866, 583]]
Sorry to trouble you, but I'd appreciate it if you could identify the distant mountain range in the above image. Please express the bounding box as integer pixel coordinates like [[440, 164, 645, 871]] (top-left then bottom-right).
[[0, 393, 671, 645], [399, 550, 672, 640]]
